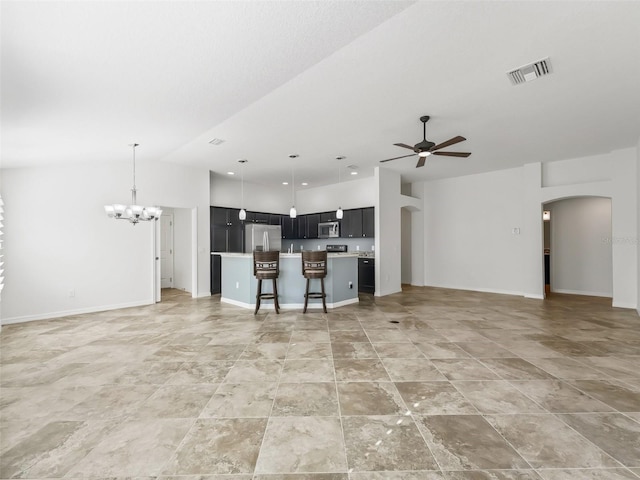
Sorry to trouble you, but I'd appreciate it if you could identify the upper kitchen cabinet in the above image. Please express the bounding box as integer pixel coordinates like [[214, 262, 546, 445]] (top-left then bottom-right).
[[297, 215, 308, 239], [341, 209, 362, 238], [211, 206, 244, 252], [340, 207, 374, 238], [211, 206, 242, 227], [269, 214, 282, 225], [306, 214, 320, 239], [281, 215, 297, 239], [362, 207, 375, 237], [320, 211, 340, 222]]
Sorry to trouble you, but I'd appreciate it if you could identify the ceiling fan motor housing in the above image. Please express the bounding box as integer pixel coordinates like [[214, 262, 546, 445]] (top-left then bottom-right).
[[415, 140, 435, 152]]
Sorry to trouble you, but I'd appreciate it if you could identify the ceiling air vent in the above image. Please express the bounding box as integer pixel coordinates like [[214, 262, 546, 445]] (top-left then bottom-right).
[[507, 57, 552, 85], [209, 138, 225, 145]]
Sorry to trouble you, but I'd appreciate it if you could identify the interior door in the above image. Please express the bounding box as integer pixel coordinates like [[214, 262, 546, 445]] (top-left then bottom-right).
[[160, 214, 174, 288]]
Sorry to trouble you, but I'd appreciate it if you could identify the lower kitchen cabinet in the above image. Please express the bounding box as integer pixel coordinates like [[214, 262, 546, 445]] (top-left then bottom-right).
[[358, 257, 375, 294], [211, 254, 221, 294]]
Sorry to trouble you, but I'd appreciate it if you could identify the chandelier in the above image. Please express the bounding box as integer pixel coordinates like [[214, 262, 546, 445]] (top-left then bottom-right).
[[104, 143, 162, 224]]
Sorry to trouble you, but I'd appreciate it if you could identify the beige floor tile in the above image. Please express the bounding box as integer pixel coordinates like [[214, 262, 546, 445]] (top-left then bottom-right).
[[342, 415, 438, 472], [201, 382, 277, 417], [255, 416, 347, 473], [395, 381, 477, 415], [334, 359, 391, 382], [280, 359, 335, 382], [163, 418, 267, 475], [510, 380, 614, 413], [2, 288, 638, 478], [559, 413, 640, 467], [272, 382, 339, 416], [452, 380, 545, 414], [487, 414, 620, 468], [416, 415, 529, 470], [337, 381, 406, 415]]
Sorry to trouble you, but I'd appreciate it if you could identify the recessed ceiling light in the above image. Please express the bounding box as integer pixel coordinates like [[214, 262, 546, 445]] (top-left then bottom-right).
[[350, 171, 358, 175], [282, 182, 289, 185], [227, 171, 235, 175], [301, 182, 308, 186]]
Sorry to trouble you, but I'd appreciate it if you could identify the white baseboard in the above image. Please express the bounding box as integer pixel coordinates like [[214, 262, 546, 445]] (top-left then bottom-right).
[[552, 289, 612, 298], [1, 299, 153, 325], [424, 283, 523, 297], [524, 293, 545, 300], [612, 301, 637, 309]]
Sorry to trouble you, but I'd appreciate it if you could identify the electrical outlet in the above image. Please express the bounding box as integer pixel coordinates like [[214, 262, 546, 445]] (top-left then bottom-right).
[[68, 289, 75, 298], [349, 281, 353, 289], [235, 281, 239, 289]]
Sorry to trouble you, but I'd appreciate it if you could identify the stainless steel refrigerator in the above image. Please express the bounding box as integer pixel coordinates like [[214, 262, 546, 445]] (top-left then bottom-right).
[[245, 224, 282, 252]]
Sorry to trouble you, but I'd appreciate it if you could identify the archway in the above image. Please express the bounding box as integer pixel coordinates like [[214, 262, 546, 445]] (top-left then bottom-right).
[[542, 196, 612, 300]]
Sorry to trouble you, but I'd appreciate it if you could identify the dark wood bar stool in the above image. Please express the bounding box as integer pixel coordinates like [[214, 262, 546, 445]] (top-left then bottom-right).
[[301, 250, 327, 313], [253, 251, 280, 314]]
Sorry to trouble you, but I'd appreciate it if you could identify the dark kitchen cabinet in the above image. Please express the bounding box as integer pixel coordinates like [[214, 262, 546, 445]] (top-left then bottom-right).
[[210, 206, 244, 253], [253, 212, 270, 224], [341, 209, 363, 238], [211, 254, 221, 294], [297, 215, 308, 239], [269, 214, 282, 225], [362, 207, 375, 237], [306, 214, 320, 239], [320, 211, 339, 222], [358, 257, 375, 294], [281, 215, 297, 239]]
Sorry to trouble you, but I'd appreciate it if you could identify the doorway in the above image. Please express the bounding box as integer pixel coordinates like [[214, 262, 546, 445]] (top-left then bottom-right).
[[542, 196, 612, 299], [154, 206, 196, 302]]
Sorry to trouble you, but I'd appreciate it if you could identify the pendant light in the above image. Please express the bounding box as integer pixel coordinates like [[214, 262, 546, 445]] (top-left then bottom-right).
[[104, 144, 162, 225], [335, 156, 345, 220], [238, 159, 247, 220], [289, 154, 298, 218]]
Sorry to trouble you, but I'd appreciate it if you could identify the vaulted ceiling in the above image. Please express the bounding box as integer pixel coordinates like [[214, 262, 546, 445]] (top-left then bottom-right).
[[3, 1, 640, 189]]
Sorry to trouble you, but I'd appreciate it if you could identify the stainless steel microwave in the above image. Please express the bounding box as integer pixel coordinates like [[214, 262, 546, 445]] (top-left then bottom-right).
[[318, 221, 340, 238]]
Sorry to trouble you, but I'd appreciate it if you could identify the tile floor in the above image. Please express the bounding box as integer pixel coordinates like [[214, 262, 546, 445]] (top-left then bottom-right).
[[1, 287, 639, 479]]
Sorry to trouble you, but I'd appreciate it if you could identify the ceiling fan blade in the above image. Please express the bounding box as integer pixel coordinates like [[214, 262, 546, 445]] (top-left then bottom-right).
[[431, 136, 466, 151], [416, 156, 426, 168], [393, 143, 415, 150], [380, 153, 417, 163], [431, 151, 471, 157]]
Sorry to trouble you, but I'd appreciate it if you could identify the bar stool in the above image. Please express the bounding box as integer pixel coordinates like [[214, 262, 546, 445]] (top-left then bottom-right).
[[301, 250, 327, 313], [253, 251, 280, 314]]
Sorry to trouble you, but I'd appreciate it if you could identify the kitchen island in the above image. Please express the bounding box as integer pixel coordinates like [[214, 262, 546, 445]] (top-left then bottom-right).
[[216, 252, 359, 311]]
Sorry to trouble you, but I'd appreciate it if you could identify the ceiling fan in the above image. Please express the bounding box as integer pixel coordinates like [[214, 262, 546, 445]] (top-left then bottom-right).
[[380, 115, 471, 168]]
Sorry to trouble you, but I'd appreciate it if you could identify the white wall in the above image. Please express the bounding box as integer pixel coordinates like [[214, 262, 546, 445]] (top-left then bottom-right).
[[210, 172, 291, 214], [423, 167, 524, 295], [548, 197, 612, 297], [401, 208, 412, 284], [210, 172, 376, 215], [637, 137, 640, 315], [420, 147, 637, 309], [171, 207, 193, 293], [374, 167, 421, 296], [297, 177, 375, 214], [1, 160, 210, 324]]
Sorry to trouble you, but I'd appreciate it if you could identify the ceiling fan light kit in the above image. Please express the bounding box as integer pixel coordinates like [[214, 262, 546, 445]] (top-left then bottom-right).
[[380, 115, 471, 168]]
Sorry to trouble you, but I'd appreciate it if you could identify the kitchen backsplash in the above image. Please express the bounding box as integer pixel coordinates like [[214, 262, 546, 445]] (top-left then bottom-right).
[[292, 237, 375, 254]]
